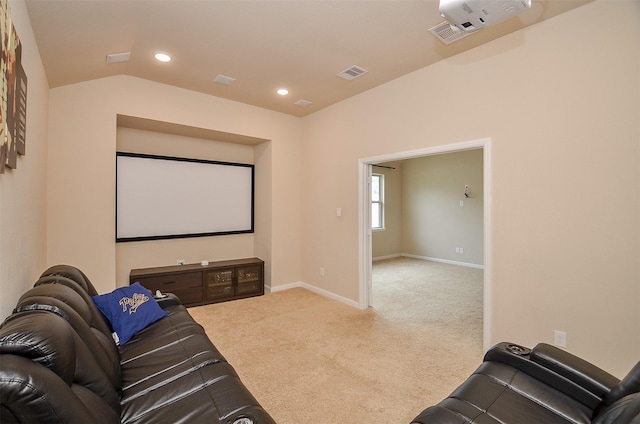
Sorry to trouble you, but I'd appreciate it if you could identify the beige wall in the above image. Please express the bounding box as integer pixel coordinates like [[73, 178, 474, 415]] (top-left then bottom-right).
[[402, 149, 483, 265], [300, 1, 639, 376], [0, 1, 49, 319], [46, 75, 302, 295]]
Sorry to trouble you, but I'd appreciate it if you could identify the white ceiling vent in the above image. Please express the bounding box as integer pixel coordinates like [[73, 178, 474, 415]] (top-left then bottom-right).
[[429, 21, 472, 44], [337, 65, 368, 81], [294, 99, 312, 107], [106, 52, 131, 64], [213, 74, 236, 85]]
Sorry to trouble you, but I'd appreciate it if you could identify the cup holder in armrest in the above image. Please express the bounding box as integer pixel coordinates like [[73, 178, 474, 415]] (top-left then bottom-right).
[[506, 344, 531, 356], [484, 342, 533, 364]]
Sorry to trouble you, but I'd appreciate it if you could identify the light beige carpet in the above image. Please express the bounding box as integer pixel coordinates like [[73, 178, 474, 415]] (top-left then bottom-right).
[[189, 257, 483, 423]]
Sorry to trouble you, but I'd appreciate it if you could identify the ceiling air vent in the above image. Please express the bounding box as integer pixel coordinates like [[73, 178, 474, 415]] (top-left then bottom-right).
[[337, 65, 368, 81], [428, 21, 472, 45], [213, 74, 236, 85], [106, 52, 131, 64], [294, 99, 312, 107]]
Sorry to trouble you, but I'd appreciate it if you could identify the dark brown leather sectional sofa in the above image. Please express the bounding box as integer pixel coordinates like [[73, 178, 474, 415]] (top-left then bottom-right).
[[0, 265, 275, 424]]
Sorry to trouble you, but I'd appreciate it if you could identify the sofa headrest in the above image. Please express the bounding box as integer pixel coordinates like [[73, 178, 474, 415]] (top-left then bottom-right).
[[1, 308, 122, 422], [14, 285, 123, 392], [17, 283, 92, 324], [604, 361, 640, 407], [594, 393, 640, 424], [40, 264, 99, 297], [34, 275, 113, 337], [0, 310, 76, 385]]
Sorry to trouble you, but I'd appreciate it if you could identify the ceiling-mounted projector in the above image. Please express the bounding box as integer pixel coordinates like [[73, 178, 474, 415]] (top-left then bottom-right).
[[439, 0, 532, 32]]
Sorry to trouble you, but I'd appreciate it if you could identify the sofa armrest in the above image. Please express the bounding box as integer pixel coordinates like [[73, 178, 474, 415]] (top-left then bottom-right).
[[531, 343, 619, 399], [154, 292, 182, 309], [485, 342, 619, 410]]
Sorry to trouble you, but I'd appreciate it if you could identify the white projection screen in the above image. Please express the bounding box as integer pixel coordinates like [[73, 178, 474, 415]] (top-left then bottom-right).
[[116, 152, 254, 242]]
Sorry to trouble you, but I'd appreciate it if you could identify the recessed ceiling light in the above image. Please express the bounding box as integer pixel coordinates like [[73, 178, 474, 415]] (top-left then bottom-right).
[[154, 52, 172, 62], [277, 88, 289, 96]]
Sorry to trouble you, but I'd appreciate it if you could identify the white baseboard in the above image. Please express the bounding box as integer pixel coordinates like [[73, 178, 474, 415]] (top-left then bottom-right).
[[266, 281, 302, 293], [372, 253, 402, 262], [402, 253, 484, 270], [268, 281, 360, 309]]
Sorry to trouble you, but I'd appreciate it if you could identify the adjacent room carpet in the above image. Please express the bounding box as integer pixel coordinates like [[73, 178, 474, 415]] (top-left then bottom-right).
[[188, 257, 483, 423]]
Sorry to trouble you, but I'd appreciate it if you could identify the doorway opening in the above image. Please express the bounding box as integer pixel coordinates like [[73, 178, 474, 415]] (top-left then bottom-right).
[[358, 138, 492, 351]]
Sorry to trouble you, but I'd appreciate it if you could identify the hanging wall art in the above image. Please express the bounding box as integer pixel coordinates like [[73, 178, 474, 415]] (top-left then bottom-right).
[[1, 0, 28, 174]]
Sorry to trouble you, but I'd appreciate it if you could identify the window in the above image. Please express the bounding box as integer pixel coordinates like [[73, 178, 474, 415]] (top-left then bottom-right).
[[371, 173, 384, 230]]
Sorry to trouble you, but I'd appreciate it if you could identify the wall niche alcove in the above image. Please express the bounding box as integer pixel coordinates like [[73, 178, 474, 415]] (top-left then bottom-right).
[[114, 114, 272, 289]]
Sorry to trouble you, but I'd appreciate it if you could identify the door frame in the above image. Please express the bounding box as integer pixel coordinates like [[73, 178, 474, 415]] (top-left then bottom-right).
[[358, 138, 492, 352]]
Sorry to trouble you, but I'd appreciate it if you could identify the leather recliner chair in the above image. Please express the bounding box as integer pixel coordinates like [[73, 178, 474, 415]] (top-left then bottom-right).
[[412, 342, 640, 424]]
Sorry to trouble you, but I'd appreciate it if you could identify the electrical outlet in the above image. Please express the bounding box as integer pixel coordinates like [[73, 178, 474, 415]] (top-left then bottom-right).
[[177, 259, 186, 265], [554, 330, 567, 348], [319, 267, 325, 276]]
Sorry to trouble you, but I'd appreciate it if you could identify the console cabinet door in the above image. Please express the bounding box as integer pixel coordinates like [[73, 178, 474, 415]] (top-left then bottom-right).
[[205, 269, 234, 301], [236, 265, 263, 296]]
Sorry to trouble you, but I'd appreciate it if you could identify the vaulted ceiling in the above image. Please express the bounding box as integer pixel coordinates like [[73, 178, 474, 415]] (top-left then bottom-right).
[[24, 0, 592, 117]]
